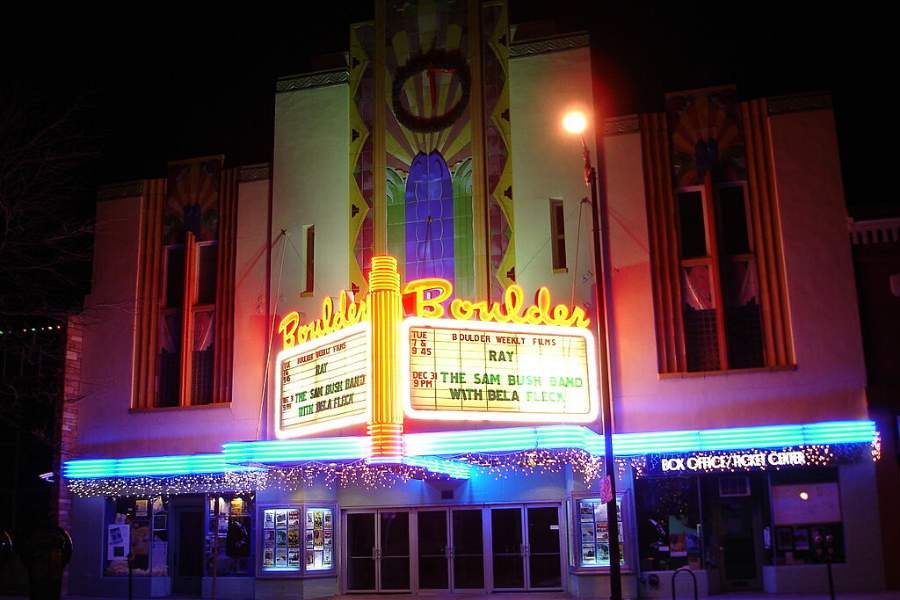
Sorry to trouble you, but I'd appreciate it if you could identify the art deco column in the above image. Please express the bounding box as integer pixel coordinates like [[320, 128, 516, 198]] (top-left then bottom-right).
[[367, 255, 404, 457]]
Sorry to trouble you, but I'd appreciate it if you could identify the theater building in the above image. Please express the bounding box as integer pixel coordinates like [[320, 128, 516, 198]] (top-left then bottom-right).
[[61, 1, 884, 598]]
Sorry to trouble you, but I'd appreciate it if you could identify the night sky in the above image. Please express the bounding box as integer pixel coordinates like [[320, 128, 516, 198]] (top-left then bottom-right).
[[3, 1, 877, 205]]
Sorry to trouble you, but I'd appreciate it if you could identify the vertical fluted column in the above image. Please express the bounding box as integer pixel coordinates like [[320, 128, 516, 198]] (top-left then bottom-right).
[[367, 256, 404, 457]]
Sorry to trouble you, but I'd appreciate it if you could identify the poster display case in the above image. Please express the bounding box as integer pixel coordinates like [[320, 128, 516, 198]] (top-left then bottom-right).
[[571, 494, 629, 571], [259, 504, 335, 577]]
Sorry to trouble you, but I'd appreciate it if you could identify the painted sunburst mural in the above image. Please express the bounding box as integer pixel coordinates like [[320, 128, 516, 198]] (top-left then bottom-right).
[[349, 0, 513, 301], [666, 86, 745, 188]]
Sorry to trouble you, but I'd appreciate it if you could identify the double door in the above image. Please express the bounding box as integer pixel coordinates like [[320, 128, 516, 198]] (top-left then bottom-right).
[[491, 506, 562, 590], [344, 505, 562, 593]]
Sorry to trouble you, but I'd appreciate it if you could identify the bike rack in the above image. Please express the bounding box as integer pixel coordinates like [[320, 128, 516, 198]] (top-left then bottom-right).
[[671, 566, 698, 600]]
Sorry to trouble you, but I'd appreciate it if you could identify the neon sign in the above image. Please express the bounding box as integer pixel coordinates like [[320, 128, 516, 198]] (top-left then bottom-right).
[[278, 275, 589, 352], [276, 323, 371, 439], [648, 449, 810, 475], [401, 318, 599, 423], [278, 290, 368, 350], [274, 258, 596, 438], [402, 278, 590, 328]]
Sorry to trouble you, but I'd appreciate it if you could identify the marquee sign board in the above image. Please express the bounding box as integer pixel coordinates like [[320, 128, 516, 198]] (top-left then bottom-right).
[[401, 318, 598, 422], [276, 323, 371, 439]]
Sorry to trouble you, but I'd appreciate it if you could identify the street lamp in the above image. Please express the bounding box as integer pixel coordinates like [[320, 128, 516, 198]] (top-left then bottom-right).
[[563, 110, 623, 600]]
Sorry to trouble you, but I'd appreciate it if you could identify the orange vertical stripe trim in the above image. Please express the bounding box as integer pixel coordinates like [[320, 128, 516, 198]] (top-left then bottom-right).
[[133, 179, 164, 408], [180, 232, 198, 406]]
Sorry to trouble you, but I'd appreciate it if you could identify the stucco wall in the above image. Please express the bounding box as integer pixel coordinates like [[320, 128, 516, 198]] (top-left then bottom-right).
[[604, 108, 867, 434], [74, 175, 271, 460], [271, 80, 351, 440], [509, 46, 597, 312]]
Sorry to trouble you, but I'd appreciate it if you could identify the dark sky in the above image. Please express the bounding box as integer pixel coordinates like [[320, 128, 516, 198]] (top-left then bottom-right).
[[4, 1, 876, 205]]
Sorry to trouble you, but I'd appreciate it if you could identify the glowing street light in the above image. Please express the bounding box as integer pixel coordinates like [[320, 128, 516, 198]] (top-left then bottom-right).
[[563, 110, 623, 600], [562, 111, 588, 135]]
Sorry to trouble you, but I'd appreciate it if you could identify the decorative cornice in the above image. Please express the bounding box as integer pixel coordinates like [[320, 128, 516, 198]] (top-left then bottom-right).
[[97, 181, 143, 202], [510, 33, 589, 58], [276, 69, 349, 93], [604, 115, 640, 137], [849, 217, 900, 245], [767, 91, 832, 115], [239, 163, 271, 182]]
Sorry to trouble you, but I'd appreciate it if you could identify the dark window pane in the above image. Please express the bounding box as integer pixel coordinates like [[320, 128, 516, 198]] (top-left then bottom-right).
[[305, 227, 315, 294], [717, 186, 751, 255], [346, 513, 376, 591], [722, 259, 758, 307], [452, 509, 483, 589], [684, 308, 720, 372], [158, 351, 181, 407], [158, 312, 182, 406], [527, 507, 558, 554], [554, 238, 567, 269], [418, 556, 447, 589], [165, 247, 185, 307], [491, 508, 523, 588], [380, 512, 409, 556], [347, 558, 375, 590], [191, 348, 214, 405], [550, 201, 566, 270], [197, 244, 218, 305], [492, 555, 524, 588], [678, 191, 708, 258], [491, 508, 522, 553], [417, 511, 447, 555], [725, 305, 763, 369], [529, 554, 561, 588], [453, 555, 483, 589], [527, 507, 560, 588], [381, 556, 410, 589]]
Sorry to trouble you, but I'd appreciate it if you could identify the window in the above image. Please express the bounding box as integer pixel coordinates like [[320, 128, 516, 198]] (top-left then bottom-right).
[[676, 182, 763, 371], [641, 100, 793, 375], [303, 225, 315, 297], [770, 469, 844, 565], [549, 199, 567, 272], [104, 496, 169, 577], [132, 157, 236, 409], [634, 477, 702, 572], [207, 494, 255, 576], [159, 235, 217, 406]]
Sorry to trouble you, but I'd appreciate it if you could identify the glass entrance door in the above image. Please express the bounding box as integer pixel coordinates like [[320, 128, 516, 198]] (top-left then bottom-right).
[[491, 506, 562, 591], [417, 510, 448, 589], [346, 511, 410, 592], [491, 508, 524, 588], [347, 505, 559, 593], [417, 508, 485, 591], [452, 509, 485, 590], [527, 506, 562, 589]]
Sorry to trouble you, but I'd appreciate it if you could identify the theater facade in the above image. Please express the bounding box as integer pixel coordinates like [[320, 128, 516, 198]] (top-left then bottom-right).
[[61, 1, 885, 598]]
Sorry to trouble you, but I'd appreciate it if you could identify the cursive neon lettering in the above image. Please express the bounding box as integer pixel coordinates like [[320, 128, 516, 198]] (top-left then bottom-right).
[[401, 278, 590, 328], [278, 290, 368, 350]]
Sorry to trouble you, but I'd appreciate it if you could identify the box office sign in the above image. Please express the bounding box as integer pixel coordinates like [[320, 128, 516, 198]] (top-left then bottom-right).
[[401, 318, 599, 422], [276, 323, 371, 438], [644, 449, 809, 476]]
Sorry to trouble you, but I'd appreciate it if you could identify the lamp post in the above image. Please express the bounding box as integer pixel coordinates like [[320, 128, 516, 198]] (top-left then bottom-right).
[[563, 111, 622, 600]]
